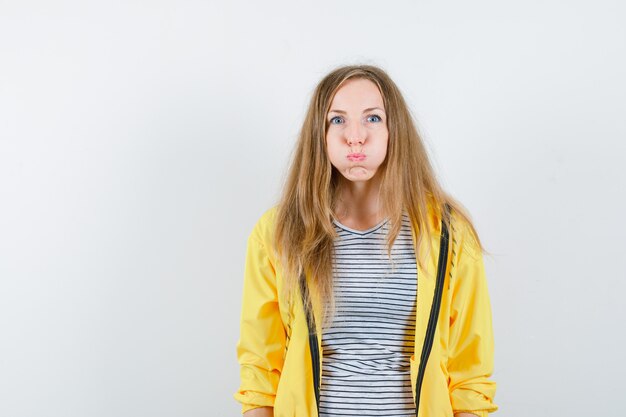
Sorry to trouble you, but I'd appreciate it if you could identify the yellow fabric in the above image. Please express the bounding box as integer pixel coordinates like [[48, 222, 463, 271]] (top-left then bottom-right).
[[234, 203, 498, 416]]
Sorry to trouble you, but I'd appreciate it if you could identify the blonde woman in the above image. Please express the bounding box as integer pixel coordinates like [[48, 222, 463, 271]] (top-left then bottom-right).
[[234, 65, 498, 417]]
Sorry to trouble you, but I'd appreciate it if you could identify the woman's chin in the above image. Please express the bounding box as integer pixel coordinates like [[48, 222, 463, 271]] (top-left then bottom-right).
[[339, 166, 382, 183]]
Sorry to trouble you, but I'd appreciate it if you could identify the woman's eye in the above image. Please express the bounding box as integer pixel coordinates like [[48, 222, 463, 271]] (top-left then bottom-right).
[[367, 115, 382, 123], [329, 116, 344, 124]]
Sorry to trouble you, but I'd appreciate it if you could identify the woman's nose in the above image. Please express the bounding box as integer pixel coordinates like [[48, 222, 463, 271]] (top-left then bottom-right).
[[345, 122, 366, 145]]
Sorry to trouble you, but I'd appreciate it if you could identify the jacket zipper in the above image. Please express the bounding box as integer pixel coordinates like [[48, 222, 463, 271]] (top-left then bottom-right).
[[414, 202, 451, 415], [300, 275, 321, 413]]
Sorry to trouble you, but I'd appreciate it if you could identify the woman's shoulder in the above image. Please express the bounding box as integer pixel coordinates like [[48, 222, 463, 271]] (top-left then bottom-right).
[[448, 208, 482, 262], [248, 205, 279, 246], [424, 199, 482, 261]]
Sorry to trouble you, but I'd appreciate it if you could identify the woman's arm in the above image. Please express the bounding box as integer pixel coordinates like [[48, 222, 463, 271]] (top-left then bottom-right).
[[233, 224, 286, 413], [243, 407, 273, 417], [446, 218, 498, 417]]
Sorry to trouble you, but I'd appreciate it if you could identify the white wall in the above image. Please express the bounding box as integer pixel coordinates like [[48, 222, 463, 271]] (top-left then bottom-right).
[[1, 1, 624, 416]]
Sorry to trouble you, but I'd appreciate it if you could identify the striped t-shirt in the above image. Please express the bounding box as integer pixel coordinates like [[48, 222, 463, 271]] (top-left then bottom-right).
[[319, 212, 418, 417]]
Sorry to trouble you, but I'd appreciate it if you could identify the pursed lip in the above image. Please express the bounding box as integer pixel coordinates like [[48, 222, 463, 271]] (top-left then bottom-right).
[[347, 153, 365, 161]]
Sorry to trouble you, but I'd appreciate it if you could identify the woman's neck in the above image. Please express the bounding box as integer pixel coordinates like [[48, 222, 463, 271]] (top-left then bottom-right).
[[333, 175, 386, 224]]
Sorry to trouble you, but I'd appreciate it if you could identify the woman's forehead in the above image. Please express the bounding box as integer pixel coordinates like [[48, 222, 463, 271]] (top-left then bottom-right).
[[329, 78, 385, 110]]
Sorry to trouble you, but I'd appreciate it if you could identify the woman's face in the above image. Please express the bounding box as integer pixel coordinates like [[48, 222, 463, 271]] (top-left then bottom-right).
[[325, 78, 389, 184]]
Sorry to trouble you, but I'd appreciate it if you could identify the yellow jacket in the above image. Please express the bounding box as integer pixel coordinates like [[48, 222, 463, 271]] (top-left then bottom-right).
[[234, 203, 498, 416]]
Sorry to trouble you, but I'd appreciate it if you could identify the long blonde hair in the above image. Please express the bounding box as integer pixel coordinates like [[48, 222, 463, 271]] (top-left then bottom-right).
[[273, 64, 483, 325]]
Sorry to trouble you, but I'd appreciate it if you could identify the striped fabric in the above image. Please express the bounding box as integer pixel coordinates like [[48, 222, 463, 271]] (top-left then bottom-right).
[[319, 213, 418, 417]]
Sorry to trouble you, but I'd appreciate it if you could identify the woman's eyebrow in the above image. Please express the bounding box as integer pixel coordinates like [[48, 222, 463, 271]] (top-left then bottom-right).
[[328, 107, 386, 114]]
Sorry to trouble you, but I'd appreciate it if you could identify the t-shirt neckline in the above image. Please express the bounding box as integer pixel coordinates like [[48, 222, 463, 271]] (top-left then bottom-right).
[[332, 217, 390, 235]]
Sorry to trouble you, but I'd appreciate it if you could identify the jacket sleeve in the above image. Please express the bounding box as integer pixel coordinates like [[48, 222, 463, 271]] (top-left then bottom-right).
[[446, 219, 498, 416], [233, 228, 286, 413]]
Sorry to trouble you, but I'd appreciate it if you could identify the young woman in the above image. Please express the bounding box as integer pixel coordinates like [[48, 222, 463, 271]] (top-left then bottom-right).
[[234, 65, 498, 417]]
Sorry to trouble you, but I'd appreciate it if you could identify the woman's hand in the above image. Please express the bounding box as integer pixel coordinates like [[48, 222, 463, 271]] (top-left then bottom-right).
[[243, 406, 273, 417]]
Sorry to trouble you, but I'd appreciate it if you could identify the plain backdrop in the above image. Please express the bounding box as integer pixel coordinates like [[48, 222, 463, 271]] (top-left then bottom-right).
[[1, 1, 625, 416]]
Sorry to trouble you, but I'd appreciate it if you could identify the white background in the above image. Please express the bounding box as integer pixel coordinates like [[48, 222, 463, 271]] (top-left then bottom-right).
[[1, 1, 625, 416]]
